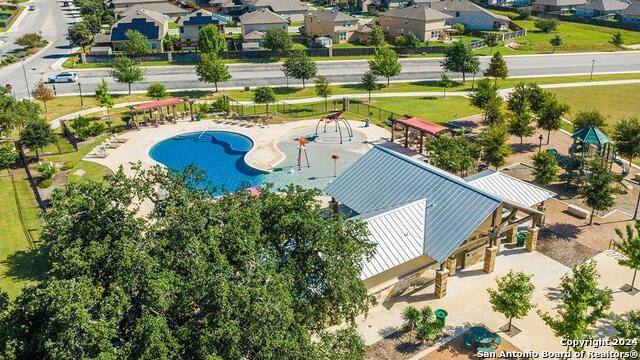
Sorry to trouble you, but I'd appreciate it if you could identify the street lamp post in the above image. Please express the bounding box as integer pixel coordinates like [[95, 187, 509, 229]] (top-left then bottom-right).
[[538, 134, 544, 152], [78, 82, 83, 106], [634, 191, 640, 219], [590, 59, 596, 82], [21, 59, 31, 100]]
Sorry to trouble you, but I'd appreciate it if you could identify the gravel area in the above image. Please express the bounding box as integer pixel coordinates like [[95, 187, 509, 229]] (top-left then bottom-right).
[[420, 329, 524, 360]]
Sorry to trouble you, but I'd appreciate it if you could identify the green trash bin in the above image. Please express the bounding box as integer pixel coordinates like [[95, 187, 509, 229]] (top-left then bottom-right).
[[195, 113, 202, 122], [517, 232, 527, 247], [435, 309, 448, 326]]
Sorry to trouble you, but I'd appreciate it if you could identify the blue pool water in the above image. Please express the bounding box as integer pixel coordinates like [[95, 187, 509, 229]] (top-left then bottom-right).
[[149, 131, 265, 194]]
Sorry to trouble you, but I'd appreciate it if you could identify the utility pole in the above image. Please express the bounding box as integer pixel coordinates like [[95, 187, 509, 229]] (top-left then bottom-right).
[[21, 59, 31, 100], [78, 82, 84, 106], [590, 59, 596, 82]]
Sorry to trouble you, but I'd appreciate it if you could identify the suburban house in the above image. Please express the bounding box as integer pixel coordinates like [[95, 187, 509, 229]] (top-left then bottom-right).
[[622, 1, 640, 23], [239, 8, 288, 36], [109, 8, 168, 51], [487, 0, 531, 7], [387, 0, 412, 8], [532, 0, 587, 13], [304, 10, 360, 44], [325, 146, 554, 300], [378, 6, 452, 41], [209, 0, 243, 15], [105, 0, 169, 10], [177, 9, 227, 49], [410, 0, 511, 31], [575, 0, 629, 17], [243, 0, 308, 22], [116, 3, 189, 19]]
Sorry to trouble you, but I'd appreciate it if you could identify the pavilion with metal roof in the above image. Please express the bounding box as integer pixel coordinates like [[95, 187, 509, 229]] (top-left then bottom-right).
[[390, 117, 449, 154], [465, 169, 556, 208]]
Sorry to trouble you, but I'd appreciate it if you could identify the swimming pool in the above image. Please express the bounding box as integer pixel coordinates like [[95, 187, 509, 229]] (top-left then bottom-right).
[[149, 131, 265, 194]]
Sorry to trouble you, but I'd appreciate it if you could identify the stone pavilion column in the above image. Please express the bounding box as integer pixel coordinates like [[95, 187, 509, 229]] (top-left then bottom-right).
[[434, 269, 449, 299], [483, 246, 497, 273]]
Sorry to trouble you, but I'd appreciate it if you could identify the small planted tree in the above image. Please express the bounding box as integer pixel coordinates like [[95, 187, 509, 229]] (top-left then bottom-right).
[[484, 34, 499, 54], [95, 79, 114, 122], [163, 34, 180, 52], [549, 35, 564, 53], [479, 125, 512, 169], [613, 311, 640, 355], [469, 78, 499, 110], [440, 72, 452, 97], [534, 18, 559, 33], [612, 117, 640, 166], [579, 156, 618, 225], [195, 53, 231, 92], [613, 221, 640, 292], [281, 51, 317, 89], [611, 31, 624, 50], [368, 24, 385, 47], [112, 55, 144, 95], [197, 24, 227, 54], [67, 22, 94, 59], [0, 142, 18, 170], [532, 151, 559, 185], [483, 97, 505, 126], [253, 86, 276, 116], [537, 95, 570, 144], [441, 42, 476, 83], [487, 271, 535, 332], [146, 83, 167, 100], [368, 47, 401, 86], [508, 109, 535, 144], [123, 29, 152, 55], [360, 71, 378, 101], [314, 75, 331, 112], [425, 136, 479, 176], [19, 119, 55, 160], [262, 27, 292, 53], [539, 260, 612, 352], [32, 80, 54, 115], [484, 51, 508, 85]]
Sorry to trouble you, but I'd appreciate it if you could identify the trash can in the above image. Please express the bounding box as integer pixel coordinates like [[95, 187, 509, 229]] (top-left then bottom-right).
[[435, 309, 448, 326], [195, 113, 201, 122], [517, 232, 527, 247]]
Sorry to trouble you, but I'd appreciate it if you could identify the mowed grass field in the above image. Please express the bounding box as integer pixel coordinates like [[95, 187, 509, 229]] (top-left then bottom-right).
[[548, 84, 640, 127]]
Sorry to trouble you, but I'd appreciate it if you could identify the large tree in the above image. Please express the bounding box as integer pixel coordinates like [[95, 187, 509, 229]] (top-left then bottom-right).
[[508, 108, 535, 144], [532, 151, 559, 185], [612, 117, 640, 166], [0, 95, 41, 138], [479, 125, 512, 169], [195, 53, 232, 92], [487, 271, 535, 332], [197, 24, 227, 54], [579, 156, 619, 225], [469, 78, 499, 111], [123, 29, 152, 55], [614, 221, 640, 292], [368, 47, 401, 86], [253, 86, 276, 116], [441, 42, 476, 82], [539, 260, 612, 352], [0, 167, 375, 359], [573, 110, 608, 132], [424, 136, 479, 176], [281, 52, 317, 89], [484, 51, 508, 85], [263, 27, 293, 53], [19, 119, 55, 160], [537, 95, 569, 144], [112, 55, 144, 95], [67, 21, 94, 55]]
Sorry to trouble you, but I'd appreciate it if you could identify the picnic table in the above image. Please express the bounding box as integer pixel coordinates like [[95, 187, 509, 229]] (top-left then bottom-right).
[[464, 326, 502, 352]]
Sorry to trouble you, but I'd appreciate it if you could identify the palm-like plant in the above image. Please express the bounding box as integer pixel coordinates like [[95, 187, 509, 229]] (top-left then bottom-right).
[[416, 320, 442, 343], [402, 306, 421, 331]]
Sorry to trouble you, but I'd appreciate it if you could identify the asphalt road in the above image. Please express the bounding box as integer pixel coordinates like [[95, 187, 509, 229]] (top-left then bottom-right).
[[0, 0, 79, 96], [20, 51, 639, 98]]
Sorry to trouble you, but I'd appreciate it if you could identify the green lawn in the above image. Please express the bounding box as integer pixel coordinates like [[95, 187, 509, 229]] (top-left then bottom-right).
[[168, 21, 178, 30], [548, 84, 640, 128], [46, 135, 114, 183], [363, 96, 480, 124], [0, 6, 24, 33], [0, 168, 46, 298]]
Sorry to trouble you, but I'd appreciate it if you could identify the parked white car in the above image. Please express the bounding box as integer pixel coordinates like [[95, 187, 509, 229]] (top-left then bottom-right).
[[48, 72, 78, 83]]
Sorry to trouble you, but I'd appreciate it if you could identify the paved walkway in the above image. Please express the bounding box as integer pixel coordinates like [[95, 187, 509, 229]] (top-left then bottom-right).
[[357, 248, 638, 356]]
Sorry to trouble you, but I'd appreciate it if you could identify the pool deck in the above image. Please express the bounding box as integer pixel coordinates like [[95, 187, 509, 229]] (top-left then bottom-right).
[[85, 118, 391, 176]]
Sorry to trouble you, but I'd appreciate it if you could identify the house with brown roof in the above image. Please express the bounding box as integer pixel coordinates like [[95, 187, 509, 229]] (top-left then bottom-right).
[[239, 8, 288, 45], [244, 0, 308, 22], [622, 1, 640, 23], [116, 3, 189, 19], [378, 6, 451, 41], [575, 0, 629, 17], [532, 0, 587, 13], [177, 9, 228, 49], [105, 0, 169, 10], [304, 10, 361, 44], [410, 0, 510, 31], [109, 8, 168, 51]]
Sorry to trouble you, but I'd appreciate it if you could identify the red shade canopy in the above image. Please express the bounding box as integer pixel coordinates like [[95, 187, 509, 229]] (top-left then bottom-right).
[[397, 117, 447, 136], [137, 97, 185, 110]]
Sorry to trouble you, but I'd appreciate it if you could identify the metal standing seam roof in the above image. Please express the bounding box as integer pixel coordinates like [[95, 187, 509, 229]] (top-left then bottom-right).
[[325, 145, 501, 264], [465, 169, 556, 208], [356, 199, 427, 280], [571, 125, 611, 146]]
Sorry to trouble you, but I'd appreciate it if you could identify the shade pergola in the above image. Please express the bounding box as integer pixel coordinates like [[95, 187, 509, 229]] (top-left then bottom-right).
[[390, 117, 449, 154], [129, 97, 195, 129]]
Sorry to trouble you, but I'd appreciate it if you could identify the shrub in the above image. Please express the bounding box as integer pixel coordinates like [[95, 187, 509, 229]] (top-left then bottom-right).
[[121, 114, 132, 125], [14, 33, 48, 49], [517, 8, 531, 20], [534, 18, 559, 33], [71, 116, 105, 139], [452, 23, 465, 34], [36, 162, 56, 180], [60, 160, 78, 171], [37, 178, 52, 188]]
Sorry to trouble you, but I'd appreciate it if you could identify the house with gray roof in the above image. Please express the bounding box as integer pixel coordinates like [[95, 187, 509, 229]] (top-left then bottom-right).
[[244, 0, 308, 22], [410, 0, 511, 31], [576, 0, 629, 17], [105, 0, 169, 10], [177, 9, 228, 49], [326, 146, 546, 298], [622, 1, 640, 23], [239, 8, 288, 37], [304, 10, 361, 44], [532, 0, 587, 13], [116, 3, 189, 20], [378, 6, 452, 41], [109, 8, 168, 51]]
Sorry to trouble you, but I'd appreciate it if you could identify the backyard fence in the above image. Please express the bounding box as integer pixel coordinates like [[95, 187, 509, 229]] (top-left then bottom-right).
[[14, 141, 46, 212], [60, 120, 79, 151], [540, 13, 640, 31]]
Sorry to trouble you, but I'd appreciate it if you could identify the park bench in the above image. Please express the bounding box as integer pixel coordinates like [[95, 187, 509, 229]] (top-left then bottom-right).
[[566, 204, 589, 219]]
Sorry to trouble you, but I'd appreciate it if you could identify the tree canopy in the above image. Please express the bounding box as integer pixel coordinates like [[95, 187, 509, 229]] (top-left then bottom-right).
[[123, 29, 152, 55], [67, 22, 94, 53], [112, 55, 144, 95], [198, 24, 227, 54], [281, 52, 317, 89], [572, 110, 608, 132], [484, 51, 508, 85], [469, 78, 499, 110], [479, 125, 512, 169], [368, 47, 401, 86], [487, 271, 535, 332], [0, 94, 41, 139], [263, 27, 293, 52], [537, 94, 569, 144], [579, 156, 619, 225], [424, 136, 479, 176], [368, 24, 385, 47], [613, 310, 640, 356], [360, 71, 379, 101], [195, 53, 232, 92], [612, 117, 640, 166], [614, 220, 640, 292], [0, 167, 375, 359], [253, 86, 276, 115], [441, 42, 477, 82], [532, 151, 559, 185], [19, 119, 55, 160], [32, 80, 54, 114], [146, 83, 167, 100]]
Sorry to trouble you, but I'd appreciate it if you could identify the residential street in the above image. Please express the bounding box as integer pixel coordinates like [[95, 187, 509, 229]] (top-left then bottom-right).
[[5, 50, 639, 98]]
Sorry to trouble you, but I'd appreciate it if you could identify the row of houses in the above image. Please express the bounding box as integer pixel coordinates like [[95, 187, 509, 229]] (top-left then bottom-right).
[[527, 0, 640, 22]]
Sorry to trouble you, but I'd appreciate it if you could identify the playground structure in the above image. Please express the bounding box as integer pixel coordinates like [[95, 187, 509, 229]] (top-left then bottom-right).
[[296, 136, 310, 170], [314, 112, 353, 144]]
